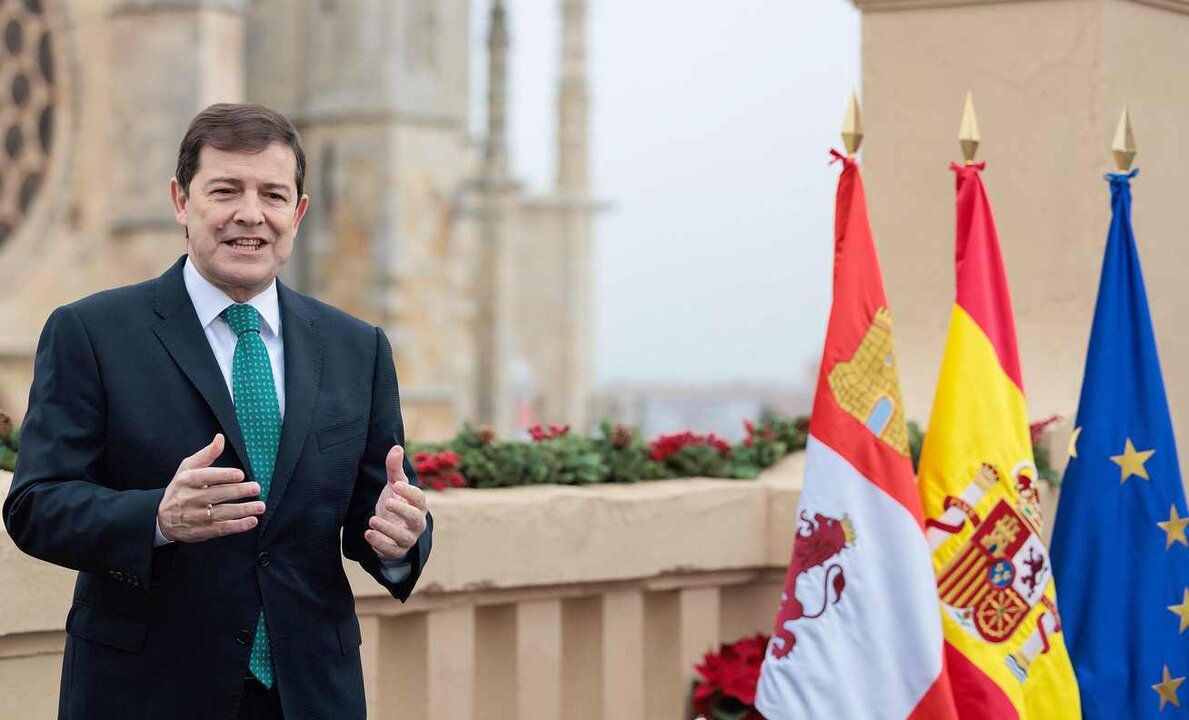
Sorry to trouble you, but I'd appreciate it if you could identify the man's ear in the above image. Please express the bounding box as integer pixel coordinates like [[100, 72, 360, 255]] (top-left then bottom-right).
[[292, 194, 310, 232], [169, 178, 189, 229]]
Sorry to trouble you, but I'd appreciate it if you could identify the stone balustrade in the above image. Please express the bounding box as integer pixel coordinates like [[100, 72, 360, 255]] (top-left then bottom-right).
[[0, 454, 805, 719]]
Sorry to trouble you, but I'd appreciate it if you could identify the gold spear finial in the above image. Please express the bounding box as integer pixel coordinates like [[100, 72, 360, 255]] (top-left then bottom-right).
[[1112, 106, 1136, 172], [959, 91, 980, 164], [842, 89, 863, 156]]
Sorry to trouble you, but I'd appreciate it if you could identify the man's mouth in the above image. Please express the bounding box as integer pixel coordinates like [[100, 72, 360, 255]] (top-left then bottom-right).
[[225, 237, 266, 249]]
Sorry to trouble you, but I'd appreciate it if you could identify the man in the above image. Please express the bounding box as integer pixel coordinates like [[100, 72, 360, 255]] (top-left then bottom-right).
[[2, 103, 432, 720]]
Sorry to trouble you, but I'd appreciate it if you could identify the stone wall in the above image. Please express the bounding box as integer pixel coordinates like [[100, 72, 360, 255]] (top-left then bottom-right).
[[855, 0, 1189, 475]]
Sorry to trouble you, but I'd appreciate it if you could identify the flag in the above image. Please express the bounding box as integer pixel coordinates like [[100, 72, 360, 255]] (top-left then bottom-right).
[[756, 151, 957, 720], [917, 162, 1081, 719], [1050, 169, 1189, 717]]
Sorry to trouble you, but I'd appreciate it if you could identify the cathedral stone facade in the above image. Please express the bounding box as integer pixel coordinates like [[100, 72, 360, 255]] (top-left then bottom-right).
[[0, 0, 596, 440]]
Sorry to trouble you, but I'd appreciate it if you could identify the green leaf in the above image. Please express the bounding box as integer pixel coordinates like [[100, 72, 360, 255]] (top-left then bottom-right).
[[729, 464, 761, 480], [712, 706, 751, 720], [0, 445, 16, 472], [907, 420, 925, 473], [415, 415, 814, 489]]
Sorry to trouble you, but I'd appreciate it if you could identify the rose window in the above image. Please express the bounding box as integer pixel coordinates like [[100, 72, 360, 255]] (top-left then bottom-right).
[[0, 0, 56, 251]]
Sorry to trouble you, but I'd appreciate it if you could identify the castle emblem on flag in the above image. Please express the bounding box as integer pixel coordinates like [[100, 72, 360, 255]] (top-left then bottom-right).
[[925, 463, 1064, 682], [768, 512, 855, 660], [827, 307, 909, 455]]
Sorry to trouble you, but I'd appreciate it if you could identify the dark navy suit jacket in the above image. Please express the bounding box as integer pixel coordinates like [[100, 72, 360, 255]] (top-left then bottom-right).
[[3, 255, 432, 719]]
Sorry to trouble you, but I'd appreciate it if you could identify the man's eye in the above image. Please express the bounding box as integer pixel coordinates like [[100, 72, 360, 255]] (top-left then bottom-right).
[[267, 193, 286, 201], [212, 188, 234, 195]]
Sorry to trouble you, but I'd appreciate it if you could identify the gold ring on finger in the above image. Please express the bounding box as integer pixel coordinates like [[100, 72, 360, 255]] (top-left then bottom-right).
[[207, 504, 213, 522]]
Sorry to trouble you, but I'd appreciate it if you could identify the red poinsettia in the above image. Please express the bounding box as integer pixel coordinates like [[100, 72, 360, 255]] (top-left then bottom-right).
[[691, 633, 768, 720], [1029, 414, 1061, 448], [742, 420, 777, 449], [413, 450, 466, 491], [528, 423, 571, 442], [650, 430, 732, 462]]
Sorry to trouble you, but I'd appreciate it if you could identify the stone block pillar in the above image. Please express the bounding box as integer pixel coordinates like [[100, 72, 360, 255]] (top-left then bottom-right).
[[516, 599, 563, 720], [601, 590, 645, 720], [854, 0, 1189, 473]]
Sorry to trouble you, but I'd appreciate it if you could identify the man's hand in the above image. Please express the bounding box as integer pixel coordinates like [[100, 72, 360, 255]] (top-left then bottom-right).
[[157, 434, 265, 542], [366, 445, 428, 560]]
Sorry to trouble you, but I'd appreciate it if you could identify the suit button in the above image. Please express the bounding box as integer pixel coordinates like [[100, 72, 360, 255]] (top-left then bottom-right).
[[257, 552, 271, 568], [236, 630, 253, 645]]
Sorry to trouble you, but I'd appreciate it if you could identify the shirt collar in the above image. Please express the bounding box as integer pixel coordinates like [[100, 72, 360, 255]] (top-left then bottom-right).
[[182, 255, 281, 337]]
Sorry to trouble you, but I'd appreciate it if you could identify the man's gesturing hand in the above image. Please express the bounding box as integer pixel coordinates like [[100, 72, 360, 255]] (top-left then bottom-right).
[[366, 445, 429, 560], [157, 434, 265, 542]]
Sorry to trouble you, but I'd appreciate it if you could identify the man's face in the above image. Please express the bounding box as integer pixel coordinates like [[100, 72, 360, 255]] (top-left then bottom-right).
[[170, 142, 309, 302]]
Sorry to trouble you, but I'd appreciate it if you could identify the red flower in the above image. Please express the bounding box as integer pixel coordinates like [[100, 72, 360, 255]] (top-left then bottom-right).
[[742, 419, 778, 449], [529, 422, 571, 442], [691, 634, 769, 718], [650, 430, 734, 461], [732, 633, 768, 664], [419, 450, 468, 491], [1029, 414, 1062, 447]]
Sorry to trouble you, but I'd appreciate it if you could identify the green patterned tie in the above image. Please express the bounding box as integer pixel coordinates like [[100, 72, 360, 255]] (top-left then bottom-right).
[[223, 303, 281, 689]]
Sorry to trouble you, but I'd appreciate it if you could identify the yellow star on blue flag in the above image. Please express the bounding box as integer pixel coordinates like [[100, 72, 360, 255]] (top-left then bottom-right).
[[1112, 438, 1155, 483], [1051, 169, 1189, 718]]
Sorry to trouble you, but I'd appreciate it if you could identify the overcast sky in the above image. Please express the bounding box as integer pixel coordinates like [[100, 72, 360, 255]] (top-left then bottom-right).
[[472, 2, 861, 389]]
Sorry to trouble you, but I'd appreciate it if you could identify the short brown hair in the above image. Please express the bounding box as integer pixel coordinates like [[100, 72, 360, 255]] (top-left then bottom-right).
[[175, 103, 306, 199]]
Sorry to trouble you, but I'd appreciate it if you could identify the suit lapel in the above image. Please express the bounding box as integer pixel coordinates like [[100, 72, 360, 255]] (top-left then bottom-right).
[[151, 256, 253, 479], [260, 282, 323, 536]]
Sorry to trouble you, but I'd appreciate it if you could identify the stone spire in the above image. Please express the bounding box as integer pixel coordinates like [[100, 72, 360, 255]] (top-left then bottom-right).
[[484, 0, 510, 182], [476, 0, 514, 429], [556, 0, 589, 194]]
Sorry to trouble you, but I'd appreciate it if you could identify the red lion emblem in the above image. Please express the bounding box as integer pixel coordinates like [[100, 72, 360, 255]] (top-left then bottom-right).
[[769, 511, 855, 659]]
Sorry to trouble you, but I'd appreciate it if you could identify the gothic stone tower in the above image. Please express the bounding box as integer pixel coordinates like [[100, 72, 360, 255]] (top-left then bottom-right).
[[495, 0, 600, 434]]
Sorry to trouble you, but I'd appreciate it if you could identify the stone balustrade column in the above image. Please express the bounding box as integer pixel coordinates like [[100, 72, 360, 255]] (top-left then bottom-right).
[[601, 589, 645, 720], [516, 599, 563, 720]]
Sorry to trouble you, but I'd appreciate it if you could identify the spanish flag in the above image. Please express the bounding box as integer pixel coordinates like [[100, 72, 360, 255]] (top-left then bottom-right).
[[918, 162, 1081, 719]]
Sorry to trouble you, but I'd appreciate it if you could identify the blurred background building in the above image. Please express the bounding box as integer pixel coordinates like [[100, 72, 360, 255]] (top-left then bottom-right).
[[5, 0, 1188, 458], [0, 0, 599, 442]]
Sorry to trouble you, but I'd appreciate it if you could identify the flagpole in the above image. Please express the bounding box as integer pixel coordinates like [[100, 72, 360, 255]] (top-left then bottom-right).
[[1112, 106, 1136, 172], [842, 89, 863, 157], [959, 91, 980, 164]]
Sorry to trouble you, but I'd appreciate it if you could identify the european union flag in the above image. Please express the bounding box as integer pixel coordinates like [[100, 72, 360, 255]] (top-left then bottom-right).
[[1051, 169, 1189, 718]]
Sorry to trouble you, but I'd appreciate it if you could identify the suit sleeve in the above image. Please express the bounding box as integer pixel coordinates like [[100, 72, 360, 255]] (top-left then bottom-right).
[[342, 326, 433, 602], [2, 306, 164, 588]]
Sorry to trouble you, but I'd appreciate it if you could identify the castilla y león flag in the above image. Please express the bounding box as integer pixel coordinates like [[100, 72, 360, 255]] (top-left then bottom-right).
[[917, 162, 1081, 719], [756, 152, 957, 720]]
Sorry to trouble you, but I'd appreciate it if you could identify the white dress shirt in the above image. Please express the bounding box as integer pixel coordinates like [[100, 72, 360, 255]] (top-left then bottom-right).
[[183, 257, 286, 417], [155, 258, 410, 581]]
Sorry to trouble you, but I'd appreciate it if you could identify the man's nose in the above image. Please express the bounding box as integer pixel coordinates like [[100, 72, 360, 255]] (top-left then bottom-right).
[[233, 195, 265, 226]]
